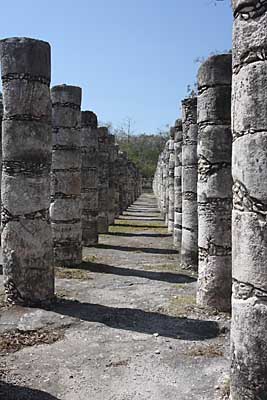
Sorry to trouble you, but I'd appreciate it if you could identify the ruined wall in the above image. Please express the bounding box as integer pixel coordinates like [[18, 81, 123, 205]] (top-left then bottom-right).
[[181, 97, 198, 270], [50, 85, 82, 266], [1, 38, 54, 304], [230, 1, 267, 398], [81, 111, 99, 246], [197, 54, 232, 312]]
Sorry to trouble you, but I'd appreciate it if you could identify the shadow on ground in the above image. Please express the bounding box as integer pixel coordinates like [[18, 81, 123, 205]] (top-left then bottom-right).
[[0, 382, 60, 400], [52, 298, 219, 341], [112, 223, 165, 229], [79, 261, 194, 284], [96, 243, 178, 255], [107, 232, 171, 238]]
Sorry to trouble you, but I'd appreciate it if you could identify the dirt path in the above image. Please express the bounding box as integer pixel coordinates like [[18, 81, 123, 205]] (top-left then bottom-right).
[[0, 193, 230, 400]]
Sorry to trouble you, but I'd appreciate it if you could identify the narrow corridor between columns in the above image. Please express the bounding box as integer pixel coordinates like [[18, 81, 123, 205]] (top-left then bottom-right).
[[0, 193, 229, 400]]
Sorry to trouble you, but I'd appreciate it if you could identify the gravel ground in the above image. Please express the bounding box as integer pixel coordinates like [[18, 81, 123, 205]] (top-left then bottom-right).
[[0, 193, 230, 400]]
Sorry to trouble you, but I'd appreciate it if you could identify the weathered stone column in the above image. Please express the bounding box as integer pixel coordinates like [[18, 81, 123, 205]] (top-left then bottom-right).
[[0, 94, 3, 242], [1, 37, 54, 304], [231, 2, 267, 398], [113, 144, 120, 218], [162, 144, 168, 223], [98, 127, 109, 233], [196, 54, 232, 312], [173, 119, 183, 249], [181, 97, 198, 270], [107, 134, 116, 225], [168, 128, 175, 233], [50, 85, 82, 266], [81, 111, 99, 246]]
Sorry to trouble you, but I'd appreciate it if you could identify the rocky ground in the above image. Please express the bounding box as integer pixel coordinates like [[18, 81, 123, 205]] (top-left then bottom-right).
[[0, 193, 230, 400]]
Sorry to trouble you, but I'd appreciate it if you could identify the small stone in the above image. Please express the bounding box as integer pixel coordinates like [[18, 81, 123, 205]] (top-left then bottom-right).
[[155, 350, 160, 354], [153, 333, 159, 337]]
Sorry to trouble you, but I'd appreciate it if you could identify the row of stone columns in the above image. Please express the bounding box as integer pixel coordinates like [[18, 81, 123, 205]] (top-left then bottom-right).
[[154, 4, 267, 392], [0, 37, 142, 307], [153, 53, 232, 309]]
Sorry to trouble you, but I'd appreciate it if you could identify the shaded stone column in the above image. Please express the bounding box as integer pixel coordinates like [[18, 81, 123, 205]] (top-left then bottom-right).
[[113, 144, 120, 218], [1, 37, 54, 304], [231, 2, 267, 398], [50, 85, 82, 266], [98, 127, 109, 233], [168, 128, 175, 232], [81, 111, 99, 246], [173, 119, 183, 249], [107, 134, 116, 225], [118, 151, 128, 213], [0, 94, 3, 242], [196, 54, 232, 312], [181, 97, 198, 270], [162, 144, 168, 223]]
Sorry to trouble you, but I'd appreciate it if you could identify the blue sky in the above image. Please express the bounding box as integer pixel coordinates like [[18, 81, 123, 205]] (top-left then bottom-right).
[[1, 0, 232, 133]]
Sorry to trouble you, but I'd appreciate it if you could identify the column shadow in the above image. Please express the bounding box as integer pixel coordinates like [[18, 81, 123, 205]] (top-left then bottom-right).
[[52, 298, 219, 341], [0, 382, 60, 400], [96, 243, 177, 255], [78, 261, 195, 284]]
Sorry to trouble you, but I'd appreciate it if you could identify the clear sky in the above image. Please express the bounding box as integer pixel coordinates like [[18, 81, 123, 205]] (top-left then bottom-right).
[[0, 0, 232, 134]]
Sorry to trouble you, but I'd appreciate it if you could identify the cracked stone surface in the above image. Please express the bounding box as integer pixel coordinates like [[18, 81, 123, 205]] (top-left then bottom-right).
[[0, 193, 229, 400]]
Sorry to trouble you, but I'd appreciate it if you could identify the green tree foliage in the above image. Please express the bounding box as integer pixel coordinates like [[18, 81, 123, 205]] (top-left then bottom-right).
[[115, 130, 169, 179]]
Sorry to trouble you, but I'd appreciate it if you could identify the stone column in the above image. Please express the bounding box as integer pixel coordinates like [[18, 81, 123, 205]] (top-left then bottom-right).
[[113, 144, 120, 218], [162, 144, 168, 223], [173, 119, 183, 250], [231, 2, 267, 398], [168, 128, 175, 233], [107, 134, 116, 225], [118, 151, 128, 213], [50, 85, 82, 266], [81, 111, 99, 246], [196, 54, 232, 312], [181, 97, 198, 270], [98, 127, 109, 233], [1, 37, 54, 304], [0, 94, 3, 242]]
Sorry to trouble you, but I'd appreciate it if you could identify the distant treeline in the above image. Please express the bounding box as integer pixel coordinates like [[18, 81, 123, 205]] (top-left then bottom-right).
[[115, 131, 168, 179]]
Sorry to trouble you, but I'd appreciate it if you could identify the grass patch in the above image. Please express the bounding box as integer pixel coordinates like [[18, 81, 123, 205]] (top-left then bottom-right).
[[185, 343, 224, 358], [55, 266, 93, 280], [167, 294, 196, 317], [0, 328, 65, 354], [143, 263, 180, 273]]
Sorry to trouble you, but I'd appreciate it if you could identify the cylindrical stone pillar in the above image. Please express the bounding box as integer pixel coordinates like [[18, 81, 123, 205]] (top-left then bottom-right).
[[1, 37, 54, 304], [81, 111, 99, 246], [173, 119, 183, 250], [196, 54, 232, 312], [231, 2, 267, 398], [181, 97, 198, 270], [107, 134, 116, 225], [168, 128, 175, 233], [50, 85, 82, 266], [98, 127, 109, 233]]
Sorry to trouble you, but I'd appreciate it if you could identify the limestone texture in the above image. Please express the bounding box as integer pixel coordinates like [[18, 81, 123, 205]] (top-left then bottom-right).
[[81, 111, 99, 246], [196, 54, 232, 312], [173, 119, 183, 250], [50, 84, 82, 266], [97, 127, 110, 233], [230, 1, 267, 398], [1, 37, 54, 305], [181, 97, 198, 270]]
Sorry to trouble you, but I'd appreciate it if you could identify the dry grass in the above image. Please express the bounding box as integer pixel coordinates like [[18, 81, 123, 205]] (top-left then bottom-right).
[[56, 266, 93, 280], [0, 328, 65, 354], [167, 294, 197, 317], [185, 343, 224, 358]]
